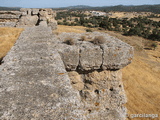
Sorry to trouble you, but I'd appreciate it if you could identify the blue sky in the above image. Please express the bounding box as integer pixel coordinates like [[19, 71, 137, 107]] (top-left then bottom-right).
[[0, 0, 160, 8]]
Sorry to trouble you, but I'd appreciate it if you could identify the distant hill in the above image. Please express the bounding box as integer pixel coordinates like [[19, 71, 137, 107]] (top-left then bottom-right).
[[66, 5, 91, 9], [0, 7, 21, 11], [1, 4, 160, 14], [53, 4, 160, 14], [102, 4, 160, 13], [52, 5, 91, 10]]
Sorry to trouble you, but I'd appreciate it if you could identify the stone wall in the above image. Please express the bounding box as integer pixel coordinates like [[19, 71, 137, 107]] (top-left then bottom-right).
[[0, 11, 21, 19], [54, 32, 133, 119], [0, 11, 21, 27], [0, 8, 57, 29], [0, 27, 133, 120]]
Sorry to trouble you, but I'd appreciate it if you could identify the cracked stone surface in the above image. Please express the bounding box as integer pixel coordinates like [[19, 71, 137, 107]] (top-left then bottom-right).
[[56, 32, 134, 71], [0, 26, 133, 120], [0, 26, 86, 120]]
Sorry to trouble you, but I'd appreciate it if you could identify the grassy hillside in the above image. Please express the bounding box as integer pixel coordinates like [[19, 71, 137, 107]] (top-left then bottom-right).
[[54, 25, 86, 33], [123, 55, 160, 120], [0, 27, 23, 61], [102, 5, 160, 14]]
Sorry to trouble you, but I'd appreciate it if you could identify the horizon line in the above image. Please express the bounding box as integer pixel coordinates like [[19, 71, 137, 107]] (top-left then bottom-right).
[[0, 3, 160, 9]]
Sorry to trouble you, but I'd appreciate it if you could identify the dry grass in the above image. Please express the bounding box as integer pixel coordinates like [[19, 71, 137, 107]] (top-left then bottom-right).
[[0, 27, 23, 59], [149, 18, 160, 22], [53, 25, 86, 34], [64, 37, 75, 45], [92, 36, 105, 45], [145, 42, 160, 63], [80, 35, 87, 41], [108, 12, 151, 19], [123, 55, 160, 120]]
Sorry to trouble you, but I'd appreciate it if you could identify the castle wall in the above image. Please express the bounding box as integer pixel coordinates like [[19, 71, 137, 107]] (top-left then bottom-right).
[[0, 27, 133, 119], [0, 8, 57, 29]]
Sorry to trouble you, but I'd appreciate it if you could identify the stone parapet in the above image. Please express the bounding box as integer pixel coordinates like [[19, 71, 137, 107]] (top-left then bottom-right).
[[0, 27, 133, 120]]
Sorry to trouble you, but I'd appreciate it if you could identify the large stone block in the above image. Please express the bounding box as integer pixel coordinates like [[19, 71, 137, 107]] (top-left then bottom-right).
[[32, 9, 39, 15], [17, 15, 38, 26], [4, 22, 16, 27], [101, 44, 134, 70], [20, 8, 32, 15], [39, 9, 47, 18], [0, 11, 21, 17], [39, 21, 48, 27], [79, 42, 103, 70], [58, 44, 79, 71], [0, 14, 20, 19], [48, 21, 57, 30]]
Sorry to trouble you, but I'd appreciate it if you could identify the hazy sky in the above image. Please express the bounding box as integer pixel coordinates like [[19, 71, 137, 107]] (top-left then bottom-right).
[[0, 0, 160, 8]]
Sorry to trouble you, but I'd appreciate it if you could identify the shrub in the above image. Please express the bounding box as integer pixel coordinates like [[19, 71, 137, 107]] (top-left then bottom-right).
[[57, 21, 63, 25], [86, 29, 93, 32], [47, 19, 50, 24], [53, 31, 59, 35], [64, 37, 75, 45], [80, 35, 87, 41], [92, 36, 105, 45], [144, 40, 158, 50], [98, 28, 103, 30], [64, 22, 70, 25], [151, 43, 158, 50]]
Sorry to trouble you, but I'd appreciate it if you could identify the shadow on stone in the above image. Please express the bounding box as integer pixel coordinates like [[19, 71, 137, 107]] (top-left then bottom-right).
[[74, 65, 103, 74], [0, 57, 4, 65]]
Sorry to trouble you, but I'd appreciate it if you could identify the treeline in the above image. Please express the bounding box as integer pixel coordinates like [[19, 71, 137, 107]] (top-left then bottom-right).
[[100, 5, 160, 14], [0, 7, 21, 11], [56, 12, 160, 41], [53, 4, 160, 14]]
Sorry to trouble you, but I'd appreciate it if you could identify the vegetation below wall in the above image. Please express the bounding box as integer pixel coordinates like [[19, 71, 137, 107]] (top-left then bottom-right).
[[56, 11, 160, 41]]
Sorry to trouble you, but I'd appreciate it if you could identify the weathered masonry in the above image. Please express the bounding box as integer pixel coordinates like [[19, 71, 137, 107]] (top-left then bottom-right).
[[0, 8, 57, 29], [0, 25, 133, 119], [0, 7, 133, 119]]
